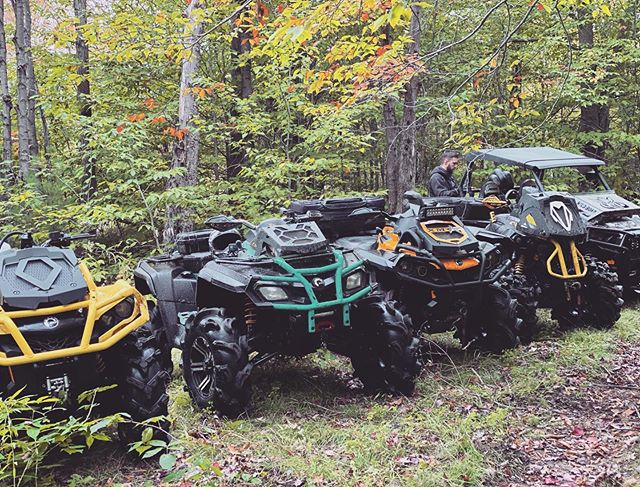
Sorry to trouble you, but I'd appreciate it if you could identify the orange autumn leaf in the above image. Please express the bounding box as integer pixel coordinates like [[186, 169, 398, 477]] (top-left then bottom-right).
[[214, 82, 225, 90], [257, 1, 268, 17], [204, 87, 213, 94], [151, 116, 167, 124], [143, 97, 157, 109], [127, 113, 146, 122], [287, 85, 295, 93], [116, 124, 125, 133], [276, 3, 284, 13], [360, 12, 369, 21]]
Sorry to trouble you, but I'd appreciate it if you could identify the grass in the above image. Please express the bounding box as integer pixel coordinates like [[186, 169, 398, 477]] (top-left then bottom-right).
[[52, 301, 640, 486]]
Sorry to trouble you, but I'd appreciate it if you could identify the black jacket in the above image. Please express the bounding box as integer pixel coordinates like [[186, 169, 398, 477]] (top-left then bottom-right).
[[428, 166, 461, 197]]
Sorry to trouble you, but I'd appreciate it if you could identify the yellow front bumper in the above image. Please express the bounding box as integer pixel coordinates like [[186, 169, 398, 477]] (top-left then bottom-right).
[[0, 263, 149, 367]]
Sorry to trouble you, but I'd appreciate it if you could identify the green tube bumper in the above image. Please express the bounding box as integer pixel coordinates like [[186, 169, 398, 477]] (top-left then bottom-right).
[[254, 249, 371, 333]]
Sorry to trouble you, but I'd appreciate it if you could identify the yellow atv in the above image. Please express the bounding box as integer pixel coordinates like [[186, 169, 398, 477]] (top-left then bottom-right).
[[0, 231, 171, 444]]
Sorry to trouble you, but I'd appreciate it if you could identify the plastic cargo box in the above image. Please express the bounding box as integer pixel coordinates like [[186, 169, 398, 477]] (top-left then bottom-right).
[[288, 196, 386, 238], [175, 229, 214, 255]]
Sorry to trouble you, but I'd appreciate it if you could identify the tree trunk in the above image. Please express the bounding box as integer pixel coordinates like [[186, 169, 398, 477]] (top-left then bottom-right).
[[578, 18, 609, 159], [226, 6, 253, 179], [384, 6, 421, 213], [11, 0, 30, 179], [0, 0, 12, 172], [74, 0, 95, 199], [22, 0, 37, 157], [163, 0, 203, 244]]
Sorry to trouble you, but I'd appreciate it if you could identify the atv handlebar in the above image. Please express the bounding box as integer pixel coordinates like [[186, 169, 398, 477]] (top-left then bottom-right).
[[0, 230, 96, 249], [43, 231, 96, 248]]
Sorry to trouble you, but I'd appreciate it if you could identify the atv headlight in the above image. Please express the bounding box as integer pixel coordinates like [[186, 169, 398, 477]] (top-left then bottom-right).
[[258, 286, 288, 301], [113, 297, 134, 319], [345, 271, 365, 290]]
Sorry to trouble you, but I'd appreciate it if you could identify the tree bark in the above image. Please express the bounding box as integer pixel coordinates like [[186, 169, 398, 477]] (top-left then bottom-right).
[[384, 7, 421, 213], [11, 0, 30, 179], [22, 0, 38, 157], [163, 0, 203, 244], [578, 18, 609, 159], [74, 0, 95, 199], [0, 0, 12, 171], [226, 5, 253, 179]]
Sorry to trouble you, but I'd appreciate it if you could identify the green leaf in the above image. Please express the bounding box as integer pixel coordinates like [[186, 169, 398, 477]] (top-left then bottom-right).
[[159, 453, 177, 470], [26, 427, 40, 440], [142, 447, 163, 459], [141, 426, 153, 443], [163, 468, 189, 482]]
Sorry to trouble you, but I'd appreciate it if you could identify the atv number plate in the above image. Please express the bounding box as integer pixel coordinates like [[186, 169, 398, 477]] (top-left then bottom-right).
[[46, 374, 70, 395]]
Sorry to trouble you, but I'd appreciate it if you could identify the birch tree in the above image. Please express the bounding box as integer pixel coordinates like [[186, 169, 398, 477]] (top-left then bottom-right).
[[384, 6, 421, 213], [0, 0, 12, 171], [163, 0, 203, 244]]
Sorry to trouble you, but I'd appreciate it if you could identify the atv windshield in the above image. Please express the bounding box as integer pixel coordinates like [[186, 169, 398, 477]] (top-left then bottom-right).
[[539, 166, 610, 194]]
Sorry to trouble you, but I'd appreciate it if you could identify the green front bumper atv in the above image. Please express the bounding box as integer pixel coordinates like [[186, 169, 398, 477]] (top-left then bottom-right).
[[136, 214, 420, 417]]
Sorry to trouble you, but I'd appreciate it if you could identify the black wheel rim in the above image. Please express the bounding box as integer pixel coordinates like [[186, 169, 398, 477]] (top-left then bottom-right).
[[189, 336, 216, 397]]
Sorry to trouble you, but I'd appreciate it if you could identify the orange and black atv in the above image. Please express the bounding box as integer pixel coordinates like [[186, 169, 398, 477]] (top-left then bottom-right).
[[290, 193, 521, 353], [0, 230, 171, 444]]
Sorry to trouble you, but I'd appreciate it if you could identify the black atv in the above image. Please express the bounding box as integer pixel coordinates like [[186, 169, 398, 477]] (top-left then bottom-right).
[[0, 231, 171, 444], [135, 213, 420, 417], [290, 194, 521, 353], [483, 187, 624, 335], [464, 147, 640, 297]]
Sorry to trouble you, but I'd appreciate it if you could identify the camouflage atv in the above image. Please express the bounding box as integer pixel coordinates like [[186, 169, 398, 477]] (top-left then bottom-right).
[[483, 187, 624, 336], [135, 213, 420, 417], [464, 147, 640, 298], [290, 194, 521, 353], [0, 231, 171, 444]]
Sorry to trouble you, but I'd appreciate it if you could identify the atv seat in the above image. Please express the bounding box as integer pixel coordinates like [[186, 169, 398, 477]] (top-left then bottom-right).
[[334, 235, 376, 251]]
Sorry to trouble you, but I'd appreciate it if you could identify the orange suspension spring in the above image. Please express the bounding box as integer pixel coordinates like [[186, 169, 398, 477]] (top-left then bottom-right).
[[244, 299, 258, 326], [515, 255, 526, 274]]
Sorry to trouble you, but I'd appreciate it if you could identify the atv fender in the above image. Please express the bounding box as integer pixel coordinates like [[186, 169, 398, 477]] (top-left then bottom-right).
[[134, 260, 198, 348], [196, 261, 252, 310]]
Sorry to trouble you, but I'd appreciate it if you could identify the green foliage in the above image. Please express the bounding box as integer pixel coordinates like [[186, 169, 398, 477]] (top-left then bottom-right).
[[0, 391, 120, 485]]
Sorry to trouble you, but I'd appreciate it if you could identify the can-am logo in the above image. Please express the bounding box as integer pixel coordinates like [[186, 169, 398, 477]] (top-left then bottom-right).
[[43, 316, 60, 329], [550, 201, 574, 231]]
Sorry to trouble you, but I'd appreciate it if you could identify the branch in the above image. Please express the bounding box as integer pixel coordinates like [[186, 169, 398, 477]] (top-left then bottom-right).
[[421, 0, 508, 62], [191, 0, 253, 47]]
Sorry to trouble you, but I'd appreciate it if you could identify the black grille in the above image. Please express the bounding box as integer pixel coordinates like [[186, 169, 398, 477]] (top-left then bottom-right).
[[30, 335, 81, 353]]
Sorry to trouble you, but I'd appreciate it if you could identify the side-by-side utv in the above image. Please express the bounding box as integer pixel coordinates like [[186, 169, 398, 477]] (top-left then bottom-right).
[[482, 187, 624, 333], [289, 194, 522, 353], [0, 231, 171, 444], [135, 214, 420, 417], [464, 147, 640, 297]]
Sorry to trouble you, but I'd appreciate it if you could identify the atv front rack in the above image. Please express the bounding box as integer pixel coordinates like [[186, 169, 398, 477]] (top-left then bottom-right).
[[253, 249, 372, 333], [0, 262, 149, 366]]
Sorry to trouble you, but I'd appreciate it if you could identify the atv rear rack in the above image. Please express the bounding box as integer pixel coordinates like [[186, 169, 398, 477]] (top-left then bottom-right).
[[0, 262, 149, 366]]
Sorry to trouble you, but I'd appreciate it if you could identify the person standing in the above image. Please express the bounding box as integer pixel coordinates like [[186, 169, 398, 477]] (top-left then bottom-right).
[[428, 150, 462, 197]]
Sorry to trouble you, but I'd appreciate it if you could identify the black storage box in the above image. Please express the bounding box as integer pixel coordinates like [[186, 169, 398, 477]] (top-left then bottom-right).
[[175, 229, 214, 255], [288, 196, 386, 238]]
